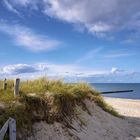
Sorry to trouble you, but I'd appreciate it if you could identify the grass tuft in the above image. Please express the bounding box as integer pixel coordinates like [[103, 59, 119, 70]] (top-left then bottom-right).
[[0, 77, 121, 134]]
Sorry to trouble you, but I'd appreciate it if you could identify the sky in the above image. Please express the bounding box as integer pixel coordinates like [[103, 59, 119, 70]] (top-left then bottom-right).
[[0, 0, 140, 82]]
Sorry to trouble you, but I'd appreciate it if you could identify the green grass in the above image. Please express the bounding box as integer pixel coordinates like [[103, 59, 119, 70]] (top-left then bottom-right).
[[0, 77, 121, 132]]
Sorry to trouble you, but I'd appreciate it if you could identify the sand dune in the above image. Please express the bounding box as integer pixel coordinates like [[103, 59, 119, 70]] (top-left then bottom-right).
[[28, 98, 140, 140]]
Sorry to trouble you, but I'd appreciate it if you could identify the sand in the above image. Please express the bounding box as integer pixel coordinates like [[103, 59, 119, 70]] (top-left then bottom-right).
[[104, 97, 140, 118], [28, 97, 140, 140], [105, 97, 140, 139]]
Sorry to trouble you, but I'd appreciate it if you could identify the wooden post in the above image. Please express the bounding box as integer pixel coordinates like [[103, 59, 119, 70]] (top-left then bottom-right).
[[3, 78, 7, 94], [0, 118, 16, 140], [9, 118, 16, 140], [14, 78, 20, 96], [0, 118, 9, 139]]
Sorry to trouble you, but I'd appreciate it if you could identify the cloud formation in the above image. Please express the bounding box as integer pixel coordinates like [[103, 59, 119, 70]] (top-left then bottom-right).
[[0, 22, 61, 52], [0, 62, 139, 82], [3, 0, 38, 12], [1, 63, 139, 82], [2, 0, 140, 40], [76, 47, 102, 63], [104, 52, 134, 58], [0, 64, 45, 75], [43, 0, 140, 36], [3, 0, 20, 15], [0, 63, 79, 76], [111, 67, 124, 74], [0, 63, 106, 76]]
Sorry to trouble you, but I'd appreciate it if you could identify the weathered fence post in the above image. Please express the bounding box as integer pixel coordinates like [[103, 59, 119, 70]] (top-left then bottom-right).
[[14, 78, 20, 96], [3, 78, 7, 94], [9, 118, 16, 140], [0, 118, 16, 140], [0, 118, 9, 139]]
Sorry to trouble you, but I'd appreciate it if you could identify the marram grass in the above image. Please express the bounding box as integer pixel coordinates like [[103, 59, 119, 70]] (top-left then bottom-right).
[[0, 77, 121, 132]]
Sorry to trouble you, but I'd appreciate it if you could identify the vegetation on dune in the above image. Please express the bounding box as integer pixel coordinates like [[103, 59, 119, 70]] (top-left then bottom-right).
[[0, 77, 121, 134], [0, 80, 15, 103]]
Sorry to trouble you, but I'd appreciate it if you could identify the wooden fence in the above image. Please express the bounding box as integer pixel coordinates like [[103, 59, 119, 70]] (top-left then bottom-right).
[[0, 118, 16, 140], [3, 78, 20, 97], [0, 78, 19, 140]]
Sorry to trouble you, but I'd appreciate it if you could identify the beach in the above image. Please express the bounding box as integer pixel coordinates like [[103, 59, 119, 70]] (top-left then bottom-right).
[[105, 97, 140, 140], [104, 97, 140, 118]]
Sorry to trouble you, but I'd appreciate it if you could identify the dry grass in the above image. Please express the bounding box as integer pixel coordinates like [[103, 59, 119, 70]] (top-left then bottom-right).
[[0, 77, 120, 133]]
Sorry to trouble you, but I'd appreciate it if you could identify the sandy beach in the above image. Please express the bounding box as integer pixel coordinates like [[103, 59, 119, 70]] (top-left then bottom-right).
[[104, 97, 140, 118], [105, 97, 140, 140]]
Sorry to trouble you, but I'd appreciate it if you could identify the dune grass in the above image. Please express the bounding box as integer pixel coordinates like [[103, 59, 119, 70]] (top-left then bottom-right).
[[0, 80, 15, 103], [0, 77, 121, 132]]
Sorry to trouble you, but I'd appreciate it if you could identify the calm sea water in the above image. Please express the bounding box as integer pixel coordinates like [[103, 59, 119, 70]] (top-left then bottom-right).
[[91, 83, 140, 99]]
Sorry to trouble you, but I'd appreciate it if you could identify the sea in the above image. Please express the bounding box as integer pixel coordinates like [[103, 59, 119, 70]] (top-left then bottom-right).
[[91, 83, 140, 99]]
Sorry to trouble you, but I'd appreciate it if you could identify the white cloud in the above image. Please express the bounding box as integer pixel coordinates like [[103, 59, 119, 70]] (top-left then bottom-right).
[[0, 22, 61, 52], [0, 63, 139, 82], [0, 63, 49, 76], [3, 0, 38, 11], [43, 0, 140, 36], [36, 63, 82, 76], [0, 64, 38, 75], [87, 23, 112, 34], [3, 0, 20, 15], [0, 63, 79, 76], [104, 52, 133, 58], [2, 0, 140, 38], [0, 63, 107, 77], [76, 47, 102, 63], [77, 48, 134, 64], [111, 67, 124, 74], [0, 63, 118, 78], [11, 0, 33, 7]]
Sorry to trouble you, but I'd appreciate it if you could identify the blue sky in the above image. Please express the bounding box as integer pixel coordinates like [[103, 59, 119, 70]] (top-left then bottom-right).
[[0, 0, 140, 82]]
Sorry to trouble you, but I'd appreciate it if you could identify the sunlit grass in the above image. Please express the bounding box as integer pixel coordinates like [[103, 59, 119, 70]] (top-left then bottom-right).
[[0, 77, 121, 132]]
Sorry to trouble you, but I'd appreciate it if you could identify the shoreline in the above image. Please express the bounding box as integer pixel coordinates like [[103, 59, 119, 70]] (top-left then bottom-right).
[[104, 97, 140, 117], [104, 96, 140, 101]]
